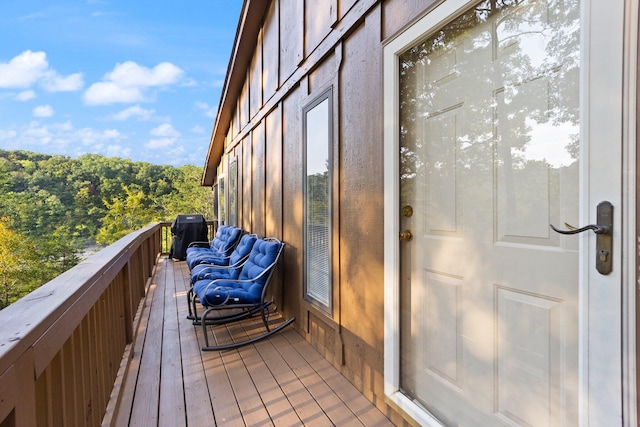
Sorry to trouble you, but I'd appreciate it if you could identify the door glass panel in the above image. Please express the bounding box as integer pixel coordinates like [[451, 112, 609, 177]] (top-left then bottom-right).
[[398, 0, 580, 424]]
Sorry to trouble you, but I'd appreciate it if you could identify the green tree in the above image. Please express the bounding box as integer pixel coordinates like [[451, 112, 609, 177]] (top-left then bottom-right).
[[0, 217, 38, 309], [96, 185, 158, 244], [0, 149, 217, 307], [157, 165, 214, 219]]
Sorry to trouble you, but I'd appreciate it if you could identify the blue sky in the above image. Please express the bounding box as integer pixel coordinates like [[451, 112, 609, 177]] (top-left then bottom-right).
[[0, 0, 242, 166]]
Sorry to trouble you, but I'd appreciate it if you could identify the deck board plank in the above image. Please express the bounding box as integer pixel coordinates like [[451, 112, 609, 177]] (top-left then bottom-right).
[[268, 332, 365, 426], [113, 257, 395, 426], [174, 262, 217, 426], [284, 331, 395, 426], [128, 260, 164, 426], [181, 263, 245, 426], [197, 316, 245, 426], [159, 259, 186, 426], [253, 334, 333, 425], [111, 280, 155, 427], [238, 338, 303, 426], [222, 347, 274, 426]]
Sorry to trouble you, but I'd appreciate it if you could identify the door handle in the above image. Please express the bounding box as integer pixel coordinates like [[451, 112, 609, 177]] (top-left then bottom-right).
[[549, 222, 609, 235], [399, 229, 413, 242], [549, 201, 613, 275]]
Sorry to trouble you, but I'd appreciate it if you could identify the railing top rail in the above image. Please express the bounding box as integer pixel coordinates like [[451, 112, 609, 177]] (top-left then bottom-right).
[[0, 222, 161, 375]]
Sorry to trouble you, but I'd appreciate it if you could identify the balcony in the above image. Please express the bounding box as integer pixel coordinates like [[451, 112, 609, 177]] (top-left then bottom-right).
[[0, 223, 394, 426]]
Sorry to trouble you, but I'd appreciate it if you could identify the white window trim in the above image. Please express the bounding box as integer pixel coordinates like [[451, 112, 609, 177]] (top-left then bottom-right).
[[303, 88, 333, 313]]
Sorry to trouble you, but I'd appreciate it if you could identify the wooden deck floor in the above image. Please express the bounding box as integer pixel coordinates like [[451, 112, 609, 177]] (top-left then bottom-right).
[[108, 256, 395, 426]]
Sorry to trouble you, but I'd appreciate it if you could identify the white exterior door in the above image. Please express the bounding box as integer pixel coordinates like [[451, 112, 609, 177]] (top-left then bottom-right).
[[384, 0, 634, 425]]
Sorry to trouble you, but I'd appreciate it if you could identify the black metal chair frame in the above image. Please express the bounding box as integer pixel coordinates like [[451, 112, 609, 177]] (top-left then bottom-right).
[[194, 238, 295, 351], [186, 226, 243, 269], [186, 246, 254, 319]]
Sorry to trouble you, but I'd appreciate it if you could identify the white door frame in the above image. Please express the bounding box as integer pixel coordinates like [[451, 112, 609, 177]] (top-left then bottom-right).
[[382, 0, 638, 425]]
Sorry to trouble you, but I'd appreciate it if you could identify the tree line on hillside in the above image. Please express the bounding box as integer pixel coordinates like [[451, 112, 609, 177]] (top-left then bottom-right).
[[0, 149, 214, 309]]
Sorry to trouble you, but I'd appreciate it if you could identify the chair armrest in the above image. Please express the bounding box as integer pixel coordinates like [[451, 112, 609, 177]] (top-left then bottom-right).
[[200, 278, 250, 295], [197, 264, 233, 270], [200, 280, 255, 306], [187, 241, 211, 248]]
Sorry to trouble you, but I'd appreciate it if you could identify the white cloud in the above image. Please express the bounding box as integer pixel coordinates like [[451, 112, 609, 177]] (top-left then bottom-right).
[[0, 50, 83, 92], [194, 101, 216, 118], [15, 90, 36, 101], [145, 123, 181, 150], [104, 144, 132, 158], [190, 125, 205, 134], [156, 145, 186, 165], [52, 121, 73, 132], [112, 105, 155, 121], [0, 129, 17, 140], [0, 121, 124, 154], [146, 138, 174, 149], [0, 121, 156, 161], [84, 81, 142, 105], [23, 121, 53, 143], [41, 72, 84, 92], [33, 105, 54, 117], [84, 61, 184, 105], [107, 61, 183, 87], [0, 50, 49, 88], [75, 127, 123, 145], [150, 123, 180, 138]]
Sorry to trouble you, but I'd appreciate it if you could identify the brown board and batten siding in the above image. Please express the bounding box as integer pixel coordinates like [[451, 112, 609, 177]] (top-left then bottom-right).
[[204, 1, 442, 425]]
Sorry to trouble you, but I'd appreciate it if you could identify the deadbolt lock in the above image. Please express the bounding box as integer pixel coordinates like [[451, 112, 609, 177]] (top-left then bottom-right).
[[402, 205, 413, 218]]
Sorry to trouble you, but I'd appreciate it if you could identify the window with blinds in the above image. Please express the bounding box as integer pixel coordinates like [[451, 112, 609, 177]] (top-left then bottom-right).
[[228, 160, 237, 226], [217, 176, 225, 224], [303, 89, 332, 311]]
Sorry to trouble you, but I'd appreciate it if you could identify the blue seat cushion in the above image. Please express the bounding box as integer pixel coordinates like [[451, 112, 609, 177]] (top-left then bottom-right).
[[187, 253, 228, 269], [237, 239, 282, 285], [191, 264, 239, 283], [186, 226, 242, 269], [190, 234, 257, 283], [227, 234, 257, 265], [195, 279, 265, 306], [194, 239, 283, 307], [186, 225, 229, 257]]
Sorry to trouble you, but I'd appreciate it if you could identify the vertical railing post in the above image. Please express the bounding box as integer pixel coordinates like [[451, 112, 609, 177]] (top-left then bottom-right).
[[14, 348, 37, 426], [121, 263, 133, 344], [0, 224, 163, 427]]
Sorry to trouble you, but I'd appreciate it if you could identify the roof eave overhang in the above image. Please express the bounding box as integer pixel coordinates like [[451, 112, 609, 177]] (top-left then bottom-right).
[[201, 0, 269, 186]]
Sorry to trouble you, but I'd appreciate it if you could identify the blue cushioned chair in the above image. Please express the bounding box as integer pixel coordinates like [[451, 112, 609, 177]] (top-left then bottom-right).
[[185, 225, 243, 269], [192, 237, 295, 351], [186, 233, 258, 319]]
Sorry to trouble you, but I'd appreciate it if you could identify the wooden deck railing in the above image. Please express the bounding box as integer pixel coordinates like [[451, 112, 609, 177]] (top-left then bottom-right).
[[0, 223, 163, 427], [159, 220, 218, 255]]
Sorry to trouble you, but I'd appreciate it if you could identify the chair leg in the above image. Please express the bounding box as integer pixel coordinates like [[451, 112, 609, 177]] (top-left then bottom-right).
[[199, 304, 295, 352], [191, 296, 201, 324], [201, 316, 295, 351], [260, 305, 271, 332], [186, 288, 195, 319]]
